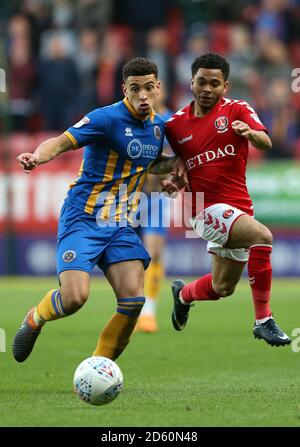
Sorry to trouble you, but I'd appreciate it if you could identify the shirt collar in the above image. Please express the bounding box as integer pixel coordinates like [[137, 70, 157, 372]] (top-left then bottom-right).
[[189, 97, 223, 118]]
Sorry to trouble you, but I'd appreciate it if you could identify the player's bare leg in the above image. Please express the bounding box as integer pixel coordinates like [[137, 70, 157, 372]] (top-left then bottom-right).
[[58, 270, 90, 314], [136, 233, 165, 333], [93, 260, 145, 360], [225, 214, 272, 249], [12, 271, 90, 362], [226, 214, 291, 346], [211, 255, 245, 297]]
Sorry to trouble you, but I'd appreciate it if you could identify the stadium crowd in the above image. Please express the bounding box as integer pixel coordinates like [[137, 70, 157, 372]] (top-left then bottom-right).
[[1, 0, 300, 159]]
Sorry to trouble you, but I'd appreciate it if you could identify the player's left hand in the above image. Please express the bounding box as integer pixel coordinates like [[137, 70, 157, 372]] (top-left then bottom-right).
[[231, 120, 254, 138]]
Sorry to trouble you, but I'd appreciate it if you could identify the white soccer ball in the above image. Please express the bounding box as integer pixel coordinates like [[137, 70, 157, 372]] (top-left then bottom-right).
[[73, 356, 124, 406]]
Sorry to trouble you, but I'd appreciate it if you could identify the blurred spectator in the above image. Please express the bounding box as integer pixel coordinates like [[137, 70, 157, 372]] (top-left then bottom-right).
[[287, 0, 300, 41], [76, 28, 99, 114], [97, 26, 133, 106], [254, 35, 292, 84], [176, 0, 214, 25], [7, 14, 37, 130], [145, 28, 175, 100], [176, 0, 244, 25], [39, 34, 79, 130], [174, 25, 208, 108], [52, 0, 75, 28], [258, 77, 298, 158], [226, 24, 257, 101], [8, 36, 37, 131], [8, 13, 32, 42], [20, 0, 52, 56], [2, 0, 300, 159], [113, 0, 171, 54], [255, 0, 290, 42], [75, 0, 112, 34], [40, 27, 77, 59]]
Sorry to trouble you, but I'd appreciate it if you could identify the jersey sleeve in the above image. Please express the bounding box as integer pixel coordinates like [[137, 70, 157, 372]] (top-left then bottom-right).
[[64, 109, 111, 148], [162, 129, 176, 156], [235, 101, 268, 133], [165, 122, 180, 155]]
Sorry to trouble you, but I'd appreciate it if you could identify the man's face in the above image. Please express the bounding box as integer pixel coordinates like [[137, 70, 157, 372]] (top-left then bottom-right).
[[123, 74, 160, 117], [191, 68, 228, 109]]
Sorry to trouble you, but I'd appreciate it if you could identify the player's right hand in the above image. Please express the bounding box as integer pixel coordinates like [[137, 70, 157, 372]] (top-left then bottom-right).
[[170, 158, 190, 191], [16, 153, 39, 173]]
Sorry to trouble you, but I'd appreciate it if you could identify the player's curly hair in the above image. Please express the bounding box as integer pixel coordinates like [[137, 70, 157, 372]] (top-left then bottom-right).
[[191, 53, 230, 81], [122, 57, 158, 81]]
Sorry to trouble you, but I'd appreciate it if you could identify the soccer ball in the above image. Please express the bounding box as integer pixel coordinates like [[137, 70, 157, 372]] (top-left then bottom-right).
[[73, 356, 124, 406]]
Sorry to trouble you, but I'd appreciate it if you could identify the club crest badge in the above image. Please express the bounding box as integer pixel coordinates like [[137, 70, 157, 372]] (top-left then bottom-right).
[[222, 209, 234, 219], [154, 125, 161, 139], [63, 250, 76, 262], [215, 116, 229, 133]]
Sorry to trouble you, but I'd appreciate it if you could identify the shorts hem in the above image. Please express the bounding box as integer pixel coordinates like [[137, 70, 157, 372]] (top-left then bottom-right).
[[207, 250, 248, 264], [101, 256, 151, 273], [57, 266, 92, 276]]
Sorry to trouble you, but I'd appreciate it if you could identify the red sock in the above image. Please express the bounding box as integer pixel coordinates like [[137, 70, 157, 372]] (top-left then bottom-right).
[[181, 273, 222, 303], [248, 245, 272, 320]]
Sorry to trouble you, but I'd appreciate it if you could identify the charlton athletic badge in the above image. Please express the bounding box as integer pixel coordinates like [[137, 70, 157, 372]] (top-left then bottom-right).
[[215, 116, 229, 133], [223, 209, 234, 219]]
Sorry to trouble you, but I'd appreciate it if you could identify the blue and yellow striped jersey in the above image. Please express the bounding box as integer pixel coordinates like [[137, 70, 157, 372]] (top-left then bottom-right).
[[64, 98, 164, 222]]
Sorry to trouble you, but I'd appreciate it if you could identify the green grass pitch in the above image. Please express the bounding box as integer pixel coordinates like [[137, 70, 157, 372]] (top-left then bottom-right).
[[0, 276, 299, 427]]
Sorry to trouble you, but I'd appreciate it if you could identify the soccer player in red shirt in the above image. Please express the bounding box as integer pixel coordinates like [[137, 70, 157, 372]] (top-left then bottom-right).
[[163, 53, 290, 346]]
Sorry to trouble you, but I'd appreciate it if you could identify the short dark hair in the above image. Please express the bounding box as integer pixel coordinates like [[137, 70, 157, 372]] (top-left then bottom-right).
[[191, 53, 230, 81], [122, 57, 158, 81]]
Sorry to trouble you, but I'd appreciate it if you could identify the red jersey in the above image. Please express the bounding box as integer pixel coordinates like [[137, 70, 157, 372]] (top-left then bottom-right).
[[165, 97, 268, 217]]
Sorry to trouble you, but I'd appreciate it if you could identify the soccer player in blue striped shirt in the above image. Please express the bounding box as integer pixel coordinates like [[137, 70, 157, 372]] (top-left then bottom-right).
[[13, 58, 179, 363]]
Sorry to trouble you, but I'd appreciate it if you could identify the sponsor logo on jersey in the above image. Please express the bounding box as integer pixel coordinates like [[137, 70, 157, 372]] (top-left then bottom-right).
[[125, 127, 133, 137], [127, 139, 160, 159], [186, 144, 236, 170], [222, 209, 234, 219], [63, 250, 76, 262], [178, 135, 193, 144], [127, 139, 143, 158], [73, 116, 90, 128], [154, 125, 161, 139], [215, 116, 229, 133]]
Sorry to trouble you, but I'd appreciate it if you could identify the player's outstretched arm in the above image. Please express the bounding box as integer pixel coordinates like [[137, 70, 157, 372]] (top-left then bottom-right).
[[232, 120, 272, 151], [16, 133, 75, 173]]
